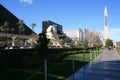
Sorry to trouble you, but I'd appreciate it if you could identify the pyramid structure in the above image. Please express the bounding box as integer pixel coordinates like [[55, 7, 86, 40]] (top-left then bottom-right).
[[0, 4, 34, 35]]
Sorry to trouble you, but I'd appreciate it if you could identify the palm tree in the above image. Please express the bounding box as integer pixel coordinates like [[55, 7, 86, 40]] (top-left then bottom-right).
[[31, 23, 36, 37], [21, 26, 26, 46], [0, 25, 3, 32], [3, 21, 9, 31], [31, 23, 36, 32], [0, 25, 4, 44], [31, 23, 36, 45], [17, 19, 25, 46], [6, 27, 10, 44], [3, 21, 9, 45], [21, 25, 25, 35], [17, 20, 24, 35], [11, 28, 15, 35], [6, 27, 9, 34]]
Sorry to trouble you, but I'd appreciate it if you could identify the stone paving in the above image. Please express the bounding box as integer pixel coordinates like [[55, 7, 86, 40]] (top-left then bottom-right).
[[66, 50, 120, 80]]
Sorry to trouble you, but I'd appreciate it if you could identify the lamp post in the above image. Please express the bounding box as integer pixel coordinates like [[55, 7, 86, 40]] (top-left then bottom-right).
[[83, 28, 86, 80]]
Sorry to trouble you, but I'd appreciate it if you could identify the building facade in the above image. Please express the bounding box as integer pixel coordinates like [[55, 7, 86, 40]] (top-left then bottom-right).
[[64, 30, 79, 40], [64, 29, 90, 46], [42, 20, 62, 34], [64, 29, 89, 41], [64, 29, 101, 47]]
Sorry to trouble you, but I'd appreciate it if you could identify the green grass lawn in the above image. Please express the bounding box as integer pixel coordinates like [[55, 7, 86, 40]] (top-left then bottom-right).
[[116, 48, 120, 55], [0, 51, 102, 80]]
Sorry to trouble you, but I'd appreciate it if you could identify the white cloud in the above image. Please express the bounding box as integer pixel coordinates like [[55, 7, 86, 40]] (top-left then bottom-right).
[[19, 0, 33, 5]]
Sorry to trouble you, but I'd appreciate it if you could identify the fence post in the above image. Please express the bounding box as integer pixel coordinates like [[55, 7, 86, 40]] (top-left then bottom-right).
[[83, 49, 86, 80], [72, 54, 75, 80], [45, 60, 47, 80], [95, 51, 97, 58], [90, 50, 91, 61], [97, 50, 99, 56], [83, 50, 85, 65], [94, 51, 96, 58]]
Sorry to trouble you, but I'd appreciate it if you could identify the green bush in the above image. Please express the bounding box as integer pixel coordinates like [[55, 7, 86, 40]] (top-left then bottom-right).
[[0, 47, 96, 69]]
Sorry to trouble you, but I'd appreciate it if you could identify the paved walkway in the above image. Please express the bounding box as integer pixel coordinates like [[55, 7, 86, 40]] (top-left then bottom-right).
[[66, 49, 120, 80]]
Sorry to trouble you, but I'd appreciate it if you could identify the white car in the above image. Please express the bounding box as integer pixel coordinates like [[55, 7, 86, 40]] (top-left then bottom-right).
[[9, 46, 20, 49]]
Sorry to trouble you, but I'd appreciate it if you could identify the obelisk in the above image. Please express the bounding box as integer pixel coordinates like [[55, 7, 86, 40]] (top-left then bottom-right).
[[104, 6, 109, 46]]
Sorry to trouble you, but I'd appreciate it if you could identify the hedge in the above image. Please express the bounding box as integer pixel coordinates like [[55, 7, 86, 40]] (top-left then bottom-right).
[[0, 47, 96, 69]]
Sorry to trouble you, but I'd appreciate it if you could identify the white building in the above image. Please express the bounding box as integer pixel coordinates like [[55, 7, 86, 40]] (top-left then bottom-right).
[[64, 29, 101, 47], [64, 29, 89, 43], [64, 30, 79, 39], [64, 29, 85, 41]]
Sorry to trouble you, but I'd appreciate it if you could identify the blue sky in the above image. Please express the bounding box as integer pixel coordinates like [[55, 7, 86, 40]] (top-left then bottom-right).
[[0, 0, 120, 41]]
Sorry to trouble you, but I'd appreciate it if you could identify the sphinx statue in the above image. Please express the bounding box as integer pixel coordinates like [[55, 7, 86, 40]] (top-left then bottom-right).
[[46, 25, 60, 46]]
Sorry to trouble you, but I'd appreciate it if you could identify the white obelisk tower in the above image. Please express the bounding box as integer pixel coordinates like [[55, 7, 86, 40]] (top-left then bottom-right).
[[103, 6, 109, 46]]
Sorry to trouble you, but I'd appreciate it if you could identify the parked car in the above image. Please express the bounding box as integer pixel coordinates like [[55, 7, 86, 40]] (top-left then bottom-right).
[[9, 46, 20, 49], [0, 45, 7, 50], [20, 45, 36, 49]]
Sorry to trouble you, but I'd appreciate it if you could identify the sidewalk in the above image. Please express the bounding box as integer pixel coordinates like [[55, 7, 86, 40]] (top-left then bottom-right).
[[66, 50, 120, 80]]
